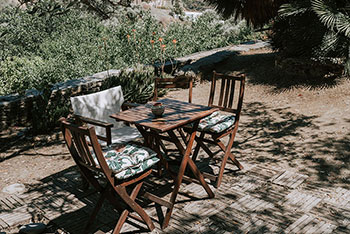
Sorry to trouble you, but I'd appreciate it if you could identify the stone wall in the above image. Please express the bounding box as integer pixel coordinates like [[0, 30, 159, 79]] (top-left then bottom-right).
[[0, 69, 122, 131]]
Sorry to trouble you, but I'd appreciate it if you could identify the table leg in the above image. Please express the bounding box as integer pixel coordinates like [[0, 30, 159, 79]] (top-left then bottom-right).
[[162, 120, 214, 229], [167, 126, 214, 198]]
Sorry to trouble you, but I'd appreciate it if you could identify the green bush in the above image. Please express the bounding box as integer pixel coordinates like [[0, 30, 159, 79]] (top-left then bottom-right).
[[0, 56, 45, 95], [101, 65, 155, 103], [0, 4, 261, 96]]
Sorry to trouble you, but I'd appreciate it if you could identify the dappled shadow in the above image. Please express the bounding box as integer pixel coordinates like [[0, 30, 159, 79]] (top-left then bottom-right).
[[216, 52, 341, 91], [0, 130, 62, 162], [233, 101, 350, 186], [19, 164, 211, 233]]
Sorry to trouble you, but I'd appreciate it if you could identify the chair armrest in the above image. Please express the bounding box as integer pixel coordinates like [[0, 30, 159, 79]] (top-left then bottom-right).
[[74, 114, 114, 128], [121, 102, 141, 111], [74, 114, 113, 145]]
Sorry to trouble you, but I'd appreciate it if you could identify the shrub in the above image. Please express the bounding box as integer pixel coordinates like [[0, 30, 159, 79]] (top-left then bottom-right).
[[0, 56, 45, 95], [102, 65, 155, 103], [0, 4, 262, 96]]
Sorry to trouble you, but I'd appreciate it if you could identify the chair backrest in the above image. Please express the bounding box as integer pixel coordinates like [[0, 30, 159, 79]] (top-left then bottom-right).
[[70, 86, 124, 135], [208, 71, 245, 119], [60, 118, 113, 180], [153, 75, 193, 103]]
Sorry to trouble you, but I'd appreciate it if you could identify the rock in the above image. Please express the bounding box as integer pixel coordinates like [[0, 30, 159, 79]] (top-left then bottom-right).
[[141, 2, 151, 10], [19, 223, 46, 234], [2, 183, 26, 194]]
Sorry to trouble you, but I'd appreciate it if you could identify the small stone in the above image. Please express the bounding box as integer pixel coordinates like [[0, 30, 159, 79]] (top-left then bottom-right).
[[2, 183, 26, 194], [19, 223, 46, 234]]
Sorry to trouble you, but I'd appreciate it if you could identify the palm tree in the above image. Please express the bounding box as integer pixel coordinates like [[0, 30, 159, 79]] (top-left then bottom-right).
[[204, 0, 288, 27], [271, 0, 350, 74]]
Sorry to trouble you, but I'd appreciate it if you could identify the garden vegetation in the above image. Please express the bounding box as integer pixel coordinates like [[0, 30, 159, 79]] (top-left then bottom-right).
[[205, 0, 350, 77], [0, 0, 259, 96]]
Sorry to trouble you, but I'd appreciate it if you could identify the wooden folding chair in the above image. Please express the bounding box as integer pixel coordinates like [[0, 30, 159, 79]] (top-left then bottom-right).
[[153, 75, 193, 103], [191, 71, 245, 188], [152, 75, 194, 153], [70, 86, 141, 146], [60, 118, 158, 234]]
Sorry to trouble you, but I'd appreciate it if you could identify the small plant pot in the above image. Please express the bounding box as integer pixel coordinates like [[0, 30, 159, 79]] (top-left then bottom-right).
[[151, 102, 165, 117]]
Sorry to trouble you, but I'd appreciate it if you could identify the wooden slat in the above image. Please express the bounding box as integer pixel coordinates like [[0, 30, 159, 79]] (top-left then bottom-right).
[[155, 77, 188, 82], [208, 74, 216, 106], [218, 78, 226, 106], [223, 78, 231, 108], [82, 136, 96, 167], [228, 80, 236, 108], [209, 104, 238, 114], [72, 131, 91, 165]]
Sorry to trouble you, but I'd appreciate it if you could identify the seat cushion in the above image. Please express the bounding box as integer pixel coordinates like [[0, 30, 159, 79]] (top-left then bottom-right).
[[197, 111, 236, 133], [93, 143, 159, 180]]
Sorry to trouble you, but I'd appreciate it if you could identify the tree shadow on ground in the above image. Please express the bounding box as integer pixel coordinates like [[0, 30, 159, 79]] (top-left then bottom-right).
[[0, 130, 62, 162], [232, 101, 350, 187], [216, 52, 341, 91]]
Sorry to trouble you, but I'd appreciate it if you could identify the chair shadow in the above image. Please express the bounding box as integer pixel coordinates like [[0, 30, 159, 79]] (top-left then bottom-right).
[[20, 162, 217, 233]]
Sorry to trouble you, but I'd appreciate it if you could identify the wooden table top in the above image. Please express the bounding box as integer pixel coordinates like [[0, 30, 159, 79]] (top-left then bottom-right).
[[110, 98, 217, 133]]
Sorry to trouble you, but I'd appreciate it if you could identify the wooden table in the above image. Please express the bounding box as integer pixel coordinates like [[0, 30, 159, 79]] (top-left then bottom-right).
[[110, 98, 217, 229]]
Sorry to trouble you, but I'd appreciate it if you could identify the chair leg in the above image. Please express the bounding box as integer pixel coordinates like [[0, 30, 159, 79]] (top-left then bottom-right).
[[216, 139, 244, 170], [215, 131, 243, 188], [112, 182, 143, 234], [114, 186, 155, 233]]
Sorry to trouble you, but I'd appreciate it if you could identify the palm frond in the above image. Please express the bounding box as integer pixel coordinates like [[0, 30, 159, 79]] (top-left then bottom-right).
[[278, 1, 310, 18], [312, 0, 350, 38], [204, 0, 287, 27], [317, 31, 339, 56]]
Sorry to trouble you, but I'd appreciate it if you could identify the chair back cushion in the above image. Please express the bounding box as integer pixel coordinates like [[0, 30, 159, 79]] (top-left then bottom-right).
[[70, 86, 124, 135]]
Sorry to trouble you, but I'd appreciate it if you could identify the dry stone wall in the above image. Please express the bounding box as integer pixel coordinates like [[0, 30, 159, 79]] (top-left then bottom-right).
[[0, 69, 122, 131]]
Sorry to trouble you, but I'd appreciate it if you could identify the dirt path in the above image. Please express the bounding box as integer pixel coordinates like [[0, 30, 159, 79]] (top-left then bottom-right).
[[169, 47, 350, 188], [1, 47, 349, 195]]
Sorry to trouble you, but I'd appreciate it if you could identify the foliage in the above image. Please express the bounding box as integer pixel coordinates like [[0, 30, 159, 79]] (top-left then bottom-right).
[[102, 65, 155, 103], [0, 3, 260, 96], [0, 56, 44, 95], [203, 0, 286, 27], [181, 0, 210, 11], [166, 10, 260, 57], [170, 0, 185, 18], [271, 0, 350, 74]]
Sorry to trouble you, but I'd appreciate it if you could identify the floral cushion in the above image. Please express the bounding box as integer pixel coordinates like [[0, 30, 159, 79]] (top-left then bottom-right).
[[92, 143, 159, 180], [197, 111, 236, 133]]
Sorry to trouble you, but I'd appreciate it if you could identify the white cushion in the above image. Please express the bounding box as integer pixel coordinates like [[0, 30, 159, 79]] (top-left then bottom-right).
[[70, 86, 141, 143]]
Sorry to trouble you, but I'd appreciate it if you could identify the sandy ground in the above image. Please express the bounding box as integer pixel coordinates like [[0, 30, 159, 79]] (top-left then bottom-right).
[[1, 47, 350, 196]]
